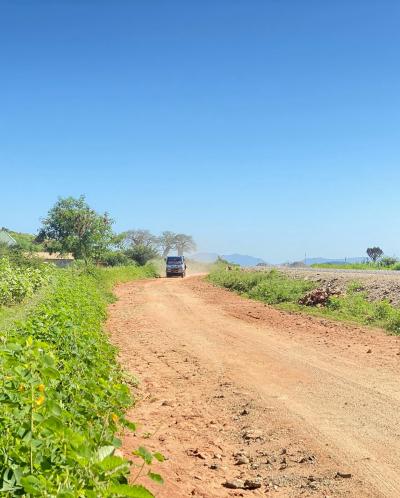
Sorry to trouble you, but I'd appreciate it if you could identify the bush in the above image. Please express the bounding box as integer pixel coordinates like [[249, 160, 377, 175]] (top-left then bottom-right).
[[380, 256, 399, 268], [249, 275, 314, 304], [0, 257, 52, 306], [208, 269, 314, 304], [125, 245, 158, 266], [100, 251, 134, 267], [0, 266, 160, 496]]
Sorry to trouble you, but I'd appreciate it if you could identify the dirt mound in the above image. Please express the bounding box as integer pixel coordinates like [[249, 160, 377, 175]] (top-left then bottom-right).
[[299, 285, 341, 306]]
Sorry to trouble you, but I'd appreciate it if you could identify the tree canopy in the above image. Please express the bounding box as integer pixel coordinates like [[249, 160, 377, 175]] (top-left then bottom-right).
[[37, 196, 114, 262], [366, 247, 383, 262]]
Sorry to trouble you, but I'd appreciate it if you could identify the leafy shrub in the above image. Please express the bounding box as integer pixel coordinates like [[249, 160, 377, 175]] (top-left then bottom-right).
[[0, 266, 160, 496], [208, 269, 314, 304], [125, 245, 159, 266], [379, 256, 399, 268], [100, 251, 135, 267], [249, 275, 314, 304], [0, 258, 52, 306]]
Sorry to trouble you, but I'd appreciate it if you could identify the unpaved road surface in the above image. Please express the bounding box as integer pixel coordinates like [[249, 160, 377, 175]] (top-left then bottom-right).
[[107, 276, 400, 497]]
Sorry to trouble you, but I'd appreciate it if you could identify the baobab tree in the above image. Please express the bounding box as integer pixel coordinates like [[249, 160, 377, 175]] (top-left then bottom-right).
[[174, 233, 196, 256], [158, 231, 177, 258], [366, 247, 383, 263]]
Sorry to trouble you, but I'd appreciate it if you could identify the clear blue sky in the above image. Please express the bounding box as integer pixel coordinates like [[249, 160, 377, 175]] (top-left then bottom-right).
[[1, 1, 399, 262]]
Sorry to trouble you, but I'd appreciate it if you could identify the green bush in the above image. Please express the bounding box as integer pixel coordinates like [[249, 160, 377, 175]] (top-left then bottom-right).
[[0, 266, 160, 497], [0, 258, 52, 306], [379, 256, 399, 268], [208, 269, 314, 304], [100, 251, 135, 267], [125, 246, 158, 266], [249, 275, 314, 304]]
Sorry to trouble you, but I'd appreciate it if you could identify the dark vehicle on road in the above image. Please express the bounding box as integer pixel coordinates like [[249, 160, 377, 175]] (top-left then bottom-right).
[[166, 256, 186, 278]]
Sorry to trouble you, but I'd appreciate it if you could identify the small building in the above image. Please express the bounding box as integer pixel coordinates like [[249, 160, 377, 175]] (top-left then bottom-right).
[[0, 229, 17, 246], [35, 252, 74, 268]]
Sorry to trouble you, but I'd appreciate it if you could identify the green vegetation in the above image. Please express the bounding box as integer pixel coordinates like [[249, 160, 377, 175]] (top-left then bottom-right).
[[209, 269, 315, 304], [33, 197, 197, 267], [1, 230, 44, 252], [0, 263, 160, 497], [208, 268, 400, 334], [37, 196, 114, 263], [312, 261, 400, 271], [0, 257, 52, 306]]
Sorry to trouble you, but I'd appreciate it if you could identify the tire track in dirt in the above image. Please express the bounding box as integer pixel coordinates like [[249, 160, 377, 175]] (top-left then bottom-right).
[[107, 276, 400, 497]]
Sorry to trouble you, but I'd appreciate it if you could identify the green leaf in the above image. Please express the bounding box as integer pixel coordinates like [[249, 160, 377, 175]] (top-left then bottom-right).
[[96, 445, 116, 462], [120, 417, 137, 432], [21, 475, 41, 495], [41, 415, 63, 433], [107, 484, 154, 497], [153, 452, 165, 462], [133, 446, 153, 465], [98, 455, 128, 473], [147, 471, 164, 484]]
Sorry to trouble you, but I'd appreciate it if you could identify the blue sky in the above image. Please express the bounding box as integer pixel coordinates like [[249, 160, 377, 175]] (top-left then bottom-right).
[[1, 1, 399, 262]]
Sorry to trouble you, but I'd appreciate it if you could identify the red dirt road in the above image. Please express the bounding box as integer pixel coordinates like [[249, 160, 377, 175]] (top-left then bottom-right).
[[107, 276, 400, 497]]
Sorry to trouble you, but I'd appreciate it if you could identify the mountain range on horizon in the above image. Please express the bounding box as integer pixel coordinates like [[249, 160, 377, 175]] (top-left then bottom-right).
[[191, 252, 266, 267], [191, 253, 368, 267]]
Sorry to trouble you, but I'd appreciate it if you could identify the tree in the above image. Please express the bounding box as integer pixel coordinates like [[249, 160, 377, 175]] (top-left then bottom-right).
[[37, 196, 113, 263], [125, 244, 158, 266], [119, 229, 158, 250], [158, 231, 177, 258], [174, 233, 196, 256], [366, 247, 383, 263]]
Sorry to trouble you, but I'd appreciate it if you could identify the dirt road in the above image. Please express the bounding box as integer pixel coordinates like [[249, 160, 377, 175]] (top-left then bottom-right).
[[107, 276, 400, 497]]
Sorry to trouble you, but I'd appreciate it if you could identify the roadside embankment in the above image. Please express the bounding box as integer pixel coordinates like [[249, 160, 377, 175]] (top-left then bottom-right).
[[209, 267, 400, 334]]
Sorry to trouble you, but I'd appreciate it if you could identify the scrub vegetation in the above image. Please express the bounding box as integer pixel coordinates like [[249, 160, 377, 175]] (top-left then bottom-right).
[[1, 196, 164, 498], [208, 268, 400, 334], [312, 261, 400, 271], [0, 261, 160, 497]]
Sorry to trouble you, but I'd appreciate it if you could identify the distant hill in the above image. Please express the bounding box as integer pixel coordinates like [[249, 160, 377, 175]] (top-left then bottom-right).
[[191, 252, 266, 267]]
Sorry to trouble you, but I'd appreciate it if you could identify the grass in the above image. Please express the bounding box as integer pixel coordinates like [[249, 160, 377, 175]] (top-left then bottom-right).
[[312, 262, 400, 271], [208, 268, 400, 334]]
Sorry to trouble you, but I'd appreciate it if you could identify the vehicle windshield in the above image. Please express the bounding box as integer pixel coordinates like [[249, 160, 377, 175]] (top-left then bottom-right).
[[167, 257, 183, 264]]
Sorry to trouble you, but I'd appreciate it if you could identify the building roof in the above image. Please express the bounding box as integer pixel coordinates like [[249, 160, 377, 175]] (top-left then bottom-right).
[[0, 230, 17, 246]]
